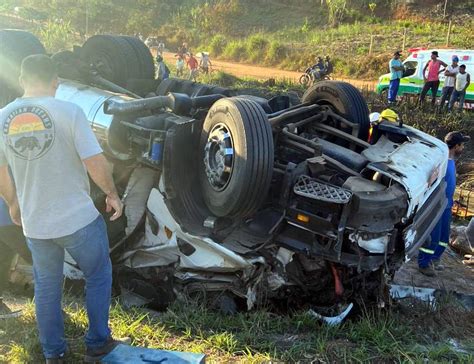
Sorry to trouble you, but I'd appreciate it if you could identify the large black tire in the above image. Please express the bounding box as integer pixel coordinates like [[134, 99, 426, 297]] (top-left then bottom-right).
[[302, 81, 370, 141], [82, 35, 154, 87], [81, 35, 135, 86], [120, 36, 155, 79], [199, 97, 274, 218], [0, 30, 46, 107]]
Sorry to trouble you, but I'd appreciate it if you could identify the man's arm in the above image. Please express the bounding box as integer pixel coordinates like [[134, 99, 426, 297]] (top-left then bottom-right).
[[73, 106, 123, 221], [422, 62, 429, 80], [465, 74, 471, 91], [83, 154, 123, 221], [0, 165, 21, 225]]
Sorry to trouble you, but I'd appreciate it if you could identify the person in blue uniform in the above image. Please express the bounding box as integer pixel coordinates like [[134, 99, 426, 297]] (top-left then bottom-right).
[[418, 131, 470, 276]]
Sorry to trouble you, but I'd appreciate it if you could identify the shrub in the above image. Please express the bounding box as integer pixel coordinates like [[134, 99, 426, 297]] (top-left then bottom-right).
[[223, 40, 247, 61], [246, 34, 268, 63], [266, 41, 286, 64], [39, 20, 73, 52], [209, 34, 227, 56]]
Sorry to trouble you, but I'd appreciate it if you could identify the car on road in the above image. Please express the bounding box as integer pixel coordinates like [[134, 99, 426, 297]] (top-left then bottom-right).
[[1, 31, 449, 312]]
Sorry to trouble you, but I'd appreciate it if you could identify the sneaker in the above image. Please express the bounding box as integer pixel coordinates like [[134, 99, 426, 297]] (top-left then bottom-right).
[[432, 260, 445, 271], [84, 337, 129, 363], [418, 266, 436, 277], [0, 298, 22, 319]]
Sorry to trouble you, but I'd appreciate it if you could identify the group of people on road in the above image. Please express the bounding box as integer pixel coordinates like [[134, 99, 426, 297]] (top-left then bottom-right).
[[155, 42, 213, 82], [388, 50, 471, 111]]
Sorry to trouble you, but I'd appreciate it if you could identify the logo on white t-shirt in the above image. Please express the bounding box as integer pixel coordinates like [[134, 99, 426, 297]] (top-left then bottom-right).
[[3, 106, 55, 160]]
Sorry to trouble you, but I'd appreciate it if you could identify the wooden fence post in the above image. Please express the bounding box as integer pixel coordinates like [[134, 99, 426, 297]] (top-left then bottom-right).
[[446, 20, 452, 47], [402, 28, 407, 52], [369, 35, 374, 56]]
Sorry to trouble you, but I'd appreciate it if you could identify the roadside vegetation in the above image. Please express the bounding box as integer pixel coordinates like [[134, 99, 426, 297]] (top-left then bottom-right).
[[1, 292, 474, 363], [1, 1, 473, 79]]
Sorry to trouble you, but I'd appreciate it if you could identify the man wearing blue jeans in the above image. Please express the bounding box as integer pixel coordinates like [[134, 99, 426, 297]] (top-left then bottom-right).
[[418, 131, 470, 276], [0, 55, 123, 362], [448, 64, 470, 112], [388, 51, 404, 104]]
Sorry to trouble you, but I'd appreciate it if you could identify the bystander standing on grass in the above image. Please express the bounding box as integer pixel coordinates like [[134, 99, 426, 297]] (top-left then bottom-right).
[[419, 51, 447, 107], [448, 64, 470, 112], [438, 55, 459, 111], [388, 51, 403, 105]]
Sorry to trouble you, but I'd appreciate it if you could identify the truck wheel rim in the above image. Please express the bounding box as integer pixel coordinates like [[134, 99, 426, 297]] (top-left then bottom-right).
[[203, 123, 234, 191]]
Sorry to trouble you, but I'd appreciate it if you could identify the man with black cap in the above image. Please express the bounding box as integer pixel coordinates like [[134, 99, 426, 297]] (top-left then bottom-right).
[[418, 131, 470, 276], [419, 51, 447, 106], [388, 51, 404, 104]]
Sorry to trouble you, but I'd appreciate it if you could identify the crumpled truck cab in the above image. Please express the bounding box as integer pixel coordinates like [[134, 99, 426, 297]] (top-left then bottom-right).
[[0, 31, 448, 311]]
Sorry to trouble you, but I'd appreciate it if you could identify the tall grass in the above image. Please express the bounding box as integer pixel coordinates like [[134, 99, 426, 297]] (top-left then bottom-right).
[[187, 18, 474, 78]]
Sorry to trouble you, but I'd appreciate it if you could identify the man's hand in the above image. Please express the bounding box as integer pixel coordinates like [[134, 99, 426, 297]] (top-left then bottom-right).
[[83, 153, 123, 221], [105, 193, 123, 221], [9, 200, 21, 226]]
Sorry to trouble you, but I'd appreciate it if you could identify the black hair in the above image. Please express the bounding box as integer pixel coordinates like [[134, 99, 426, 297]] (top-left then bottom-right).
[[460, 64, 466, 69]]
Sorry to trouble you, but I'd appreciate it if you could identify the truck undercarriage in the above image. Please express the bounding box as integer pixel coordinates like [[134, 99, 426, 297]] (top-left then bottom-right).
[[0, 31, 448, 312]]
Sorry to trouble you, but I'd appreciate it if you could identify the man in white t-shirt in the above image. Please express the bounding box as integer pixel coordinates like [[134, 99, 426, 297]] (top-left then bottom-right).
[[439, 55, 459, 110], [448, 64, 470, 112]]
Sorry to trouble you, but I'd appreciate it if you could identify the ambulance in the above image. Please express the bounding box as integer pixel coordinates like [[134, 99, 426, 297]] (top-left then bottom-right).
[[376, 48, 474, 103]]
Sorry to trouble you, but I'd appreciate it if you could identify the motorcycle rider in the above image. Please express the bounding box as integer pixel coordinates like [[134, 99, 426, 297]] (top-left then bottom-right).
[[311, 57, 325, 80], [324, 55, 333, 76]]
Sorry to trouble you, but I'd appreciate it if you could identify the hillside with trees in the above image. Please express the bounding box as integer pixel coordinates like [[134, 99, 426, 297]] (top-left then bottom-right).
[[1, 0, 473, 78]]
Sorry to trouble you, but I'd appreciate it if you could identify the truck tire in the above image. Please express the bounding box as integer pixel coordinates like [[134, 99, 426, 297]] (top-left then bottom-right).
[[199, 97, 274, 218], [120, 36, 155, 79], [81, 35, 143, 86], [0, 30, 46, 106], [302, 81, 370, 141]]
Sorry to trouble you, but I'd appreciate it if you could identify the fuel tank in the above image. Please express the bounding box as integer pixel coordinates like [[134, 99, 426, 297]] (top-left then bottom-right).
[[55, 79, 134, 160]]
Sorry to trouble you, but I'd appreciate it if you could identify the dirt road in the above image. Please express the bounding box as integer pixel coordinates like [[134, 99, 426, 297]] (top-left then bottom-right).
[[162, 52, 377, 90]]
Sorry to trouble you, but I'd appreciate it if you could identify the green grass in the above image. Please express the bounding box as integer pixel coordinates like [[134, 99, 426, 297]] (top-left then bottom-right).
[[193, 18, 474, 79], [1, 294, 474, 363]]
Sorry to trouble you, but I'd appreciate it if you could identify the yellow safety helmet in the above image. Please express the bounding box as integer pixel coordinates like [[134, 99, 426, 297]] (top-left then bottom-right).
[[379, 109, 399, 123]]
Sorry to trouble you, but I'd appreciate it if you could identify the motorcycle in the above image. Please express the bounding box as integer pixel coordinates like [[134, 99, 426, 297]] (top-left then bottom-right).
[[299, 66, 331, 86]]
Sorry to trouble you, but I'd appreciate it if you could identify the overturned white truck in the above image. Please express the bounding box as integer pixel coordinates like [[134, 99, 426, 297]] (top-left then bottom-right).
[[0, 31, 448, 311]]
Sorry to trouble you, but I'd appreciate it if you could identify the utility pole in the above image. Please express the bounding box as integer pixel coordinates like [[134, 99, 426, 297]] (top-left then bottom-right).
[[443, 0, 448, 19]]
